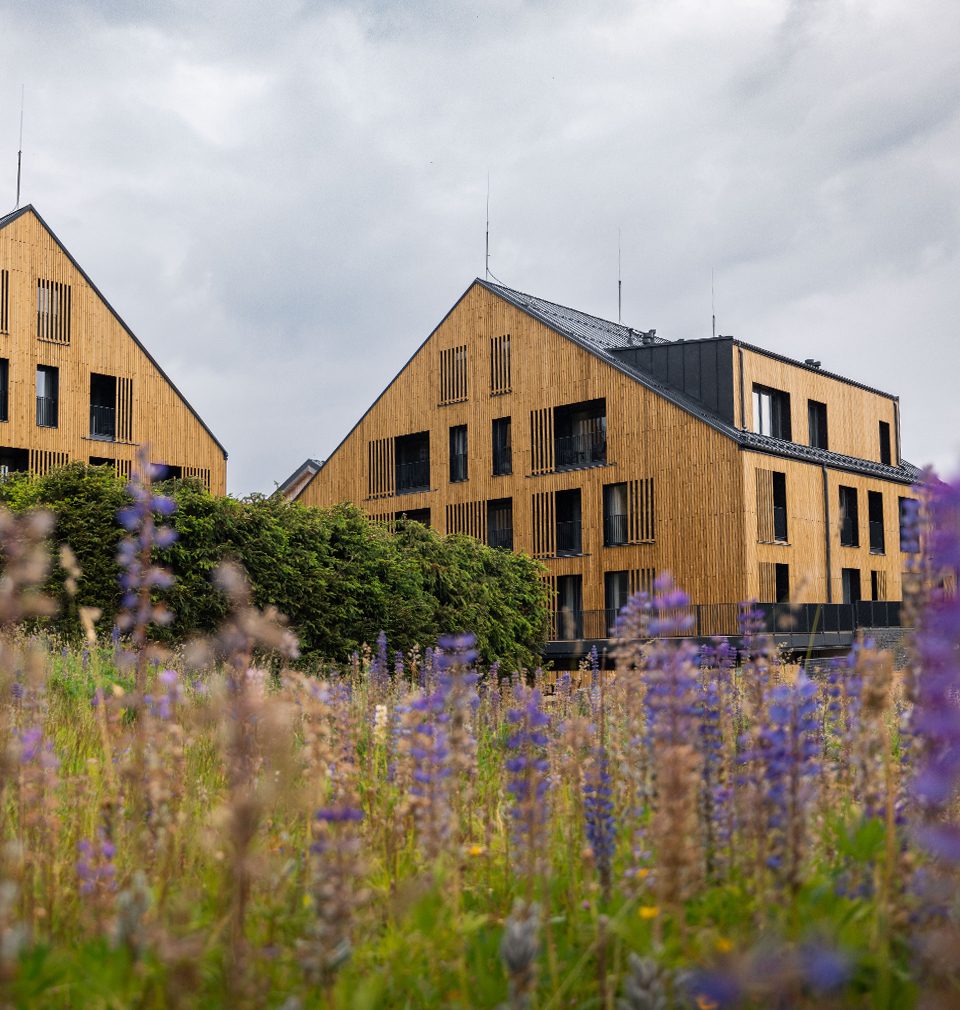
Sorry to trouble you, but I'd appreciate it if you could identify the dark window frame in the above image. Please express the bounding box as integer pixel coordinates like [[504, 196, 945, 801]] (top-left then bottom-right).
[[839, 485, 859, 547], [808, 399, 828, 450], [492, 416, 512, 476], [879, 420, 892, 465], [449, 424, 468, 483], [898, 497, 920, 553], [868, 490, 885, 554], [35, 364, 59, 428], [752, 384, 792, 441], [0, 358, 8, 423]]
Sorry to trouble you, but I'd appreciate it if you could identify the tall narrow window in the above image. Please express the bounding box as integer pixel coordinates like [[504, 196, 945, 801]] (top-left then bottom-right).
[[842, 567, 862, 604], [395, 431, 430, 495], [759, 562, 790, 602], [879, 420, 892, 465], [808, 399, 828, 449], [487, 498, 513, 550], [490, 334, 511, 395], [0, 359, 8, 423], [899, 497, 919, 553], [0, 269, 9, 334], [36, 365, 59, 428], [839, 486, 859, 547], [90, 373, 117, 441], [492, 417, 512, 475], [752, 384, 791, 440], [868, 490, 885, 554], [871, 570, 887, 601], [449, 424, 468, 482], [556, 488, 582, 557], [439, 345, 468, 404], [603, 482, 628, 546], [756, 469, 788, 542], [604, 570, 630, 632], [555, 574, 583, 639], [36, 278, 71, 343]]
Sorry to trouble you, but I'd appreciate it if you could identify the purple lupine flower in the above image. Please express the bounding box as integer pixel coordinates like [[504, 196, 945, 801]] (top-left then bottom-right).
[[407, 688, 452, 859], [583, 744, 615, 891], [369, 631, 389, 691], [19, 726, 43, 764], [699, 678, 730, 876], [505, 686, 551, 879], [910, 474, 960, 862], [76, 832, 117, 896]]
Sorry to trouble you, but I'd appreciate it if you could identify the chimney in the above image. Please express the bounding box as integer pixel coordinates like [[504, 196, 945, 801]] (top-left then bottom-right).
[[804, 358, 822, 368]]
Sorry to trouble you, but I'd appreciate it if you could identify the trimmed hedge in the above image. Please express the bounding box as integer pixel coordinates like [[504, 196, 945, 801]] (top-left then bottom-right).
[[0, 464, 549, 668]]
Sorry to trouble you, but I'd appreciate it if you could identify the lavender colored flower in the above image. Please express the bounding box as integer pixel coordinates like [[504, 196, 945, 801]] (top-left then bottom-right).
[[583, 744, 616, 891], [505, 686, 551, 878]]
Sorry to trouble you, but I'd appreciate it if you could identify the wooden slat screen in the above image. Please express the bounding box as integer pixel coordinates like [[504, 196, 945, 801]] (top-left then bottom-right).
[[628, 478, 655, 543], [117, 377, 134, 442], [36, 278, 71, 343], [0, 269, 8, 334], [758, 562, 777, 603], [530, 407, 554, 475], [532, 490, 556, 558], [29, 449, 69, 477], [628, 567, 656, 597], [445, 500, 486, 540], [367, 437, 396, 499], [439, 345, 468, 404], [872, 570, 888, 601], [117, 458, 132, 481], [490, 334, 511, 395], [756, 468, 775, 542], [370, 511, 397, 532], [183, 466, 212, 491]]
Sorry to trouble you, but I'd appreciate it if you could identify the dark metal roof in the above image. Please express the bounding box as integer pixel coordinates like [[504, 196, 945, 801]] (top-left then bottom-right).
[[278, 457, 323, 495], [0, 205, 228, 458]]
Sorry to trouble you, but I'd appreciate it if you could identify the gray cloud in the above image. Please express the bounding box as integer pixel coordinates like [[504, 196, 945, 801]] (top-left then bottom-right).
[[1, 0, 958, 492]]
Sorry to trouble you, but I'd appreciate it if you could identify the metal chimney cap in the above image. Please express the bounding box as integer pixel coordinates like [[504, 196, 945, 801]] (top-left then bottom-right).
[[804, 358, 822, 368]]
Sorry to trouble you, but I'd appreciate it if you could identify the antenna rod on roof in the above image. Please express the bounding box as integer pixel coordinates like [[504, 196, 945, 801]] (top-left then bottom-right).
[[618, 227, 622, 324], [15, 86, 24, 210], [485, 172, 490, 281], [711, 266, 716, 339]]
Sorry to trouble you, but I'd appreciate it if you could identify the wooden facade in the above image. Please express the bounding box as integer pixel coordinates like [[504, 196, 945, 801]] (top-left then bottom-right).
[[296, 279, 920, 636], [0, 206, 226, 493]]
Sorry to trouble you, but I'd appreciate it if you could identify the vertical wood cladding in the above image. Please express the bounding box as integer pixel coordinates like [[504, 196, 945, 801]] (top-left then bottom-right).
[[532, 491, 556, 559], [628, 478, 655, 543], [29, 449, 69, 476], [530, 407, 554, 475], [439, 345, 468, 404], [445, 500, 485, 540], [490, 334, 511, 395], [0, 210, 226, 494], [183, 465, 212, 491], [367, 437, 395, 498], [756, 468, 776, 542], [629, 567, 656, 596], [758, 561, 777, 603]]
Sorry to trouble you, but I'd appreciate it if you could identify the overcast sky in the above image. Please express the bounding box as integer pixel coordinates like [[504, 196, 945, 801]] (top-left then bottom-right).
[[1, 0, 957, 494]]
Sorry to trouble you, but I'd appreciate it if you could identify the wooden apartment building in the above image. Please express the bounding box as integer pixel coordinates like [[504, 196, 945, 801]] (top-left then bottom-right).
[[294, 279, 921, 644], [0, 206, 226, 492]]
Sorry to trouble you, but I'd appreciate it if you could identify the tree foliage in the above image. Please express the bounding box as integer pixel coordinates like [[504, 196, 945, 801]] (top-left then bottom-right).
[[0, 464, 549, 667]]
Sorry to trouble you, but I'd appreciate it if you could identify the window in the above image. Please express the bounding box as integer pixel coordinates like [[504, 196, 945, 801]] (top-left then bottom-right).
[[487, 498, 513, 550], [395, 431, 430, 494], [605, 570, 630, 632], [152, 464, 183, 480], [90, 373, 117, 440], [0, 269, 8, 334], [492, 417, 512, 475], [756, 469, 788, 542], [490, 334, 511, 395], [396, 508, 430, 527], [759, 562, 790, 603], [842, 568, 862, 604], [554, 398, 606, 469], [603, 478, 655, 546], [871, 570, 887, 601], [0, 446, 28, 475], [752, 384, 791, 440], [36, 278, 71, 343], [808, 400, 828, 449], [879, 420, 892, 465], [0, 359, 8, 422], [35, 365, 58, 428], [449, 424, 468, 482], [555, 574, 583, 639], [556, 488, 582, 557], [603, 482, 628, 546], [899, 497, 920, 553], [439, 345, 468, 404], [868, 491, 884, 554], [839, 486, 859, 547]]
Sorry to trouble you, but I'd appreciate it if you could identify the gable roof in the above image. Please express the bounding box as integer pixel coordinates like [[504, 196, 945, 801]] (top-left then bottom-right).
[[0, 205, 227, 458], [297, 277, 921, 499], [278, 457, 323, 497]]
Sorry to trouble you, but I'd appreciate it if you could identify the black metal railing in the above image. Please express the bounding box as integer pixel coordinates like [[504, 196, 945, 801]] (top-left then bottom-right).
[[395, 460, 430, 494], [555, 430, 606, 469], [603, 512, 628, 546], [488, 527, 514, 550], [556, 520, 582, 556], [548, 601, 905, 641], [36, 395, 58, 428], [869, 520, 885, 554], [450, 453, 468, 483], [773, 505, 788, 542], [90, 403, 116, 440], [493, 446, 512, 476]]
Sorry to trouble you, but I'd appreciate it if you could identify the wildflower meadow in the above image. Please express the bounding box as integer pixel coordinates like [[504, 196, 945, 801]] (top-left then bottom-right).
[[0, 453, 959, 1009]]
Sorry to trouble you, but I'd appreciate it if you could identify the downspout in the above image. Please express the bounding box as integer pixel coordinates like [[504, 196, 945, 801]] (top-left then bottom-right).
[[893, 398, 901, 467], [822, 465, 832, 603]]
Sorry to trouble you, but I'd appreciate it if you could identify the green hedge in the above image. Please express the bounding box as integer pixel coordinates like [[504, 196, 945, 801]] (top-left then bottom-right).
[[0, 464, 549, 668]]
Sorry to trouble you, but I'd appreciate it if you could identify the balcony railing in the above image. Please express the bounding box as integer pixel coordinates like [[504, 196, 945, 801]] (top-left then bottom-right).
[[547, 601, 905, 641], [90, 403, 116, 440], [395, 460, 430, 494], [493, 446, 512, 476], [450, 453, 468, 483], [603, 512, 628, 547], [36, 395, 58, 428], [555, 430, 606, 470], [488, 526, 514, 550], [556, 520, 582, 556], [869, 520, 885, 554]]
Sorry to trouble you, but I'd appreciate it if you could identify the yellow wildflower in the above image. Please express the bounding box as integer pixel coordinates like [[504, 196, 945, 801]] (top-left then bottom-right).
[[638, 905, 660, 920], [467, 844, 486, 857], [715, 936, 733, 953]]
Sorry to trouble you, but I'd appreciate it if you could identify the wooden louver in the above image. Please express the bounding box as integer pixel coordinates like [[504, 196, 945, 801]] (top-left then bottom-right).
[[628, 478, 655, 543], [490, 334, 511, 395], [439, 345, 468, 404], [756, 468, 775, 542], [367, 437, 395, 499], [36, 278, 71, 343], [445, 500, 485, 540], [30, 449, 69, 477], [0, 269, 8, 334], [530, 407, 554, 475], [531, 490, 556, 558]]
